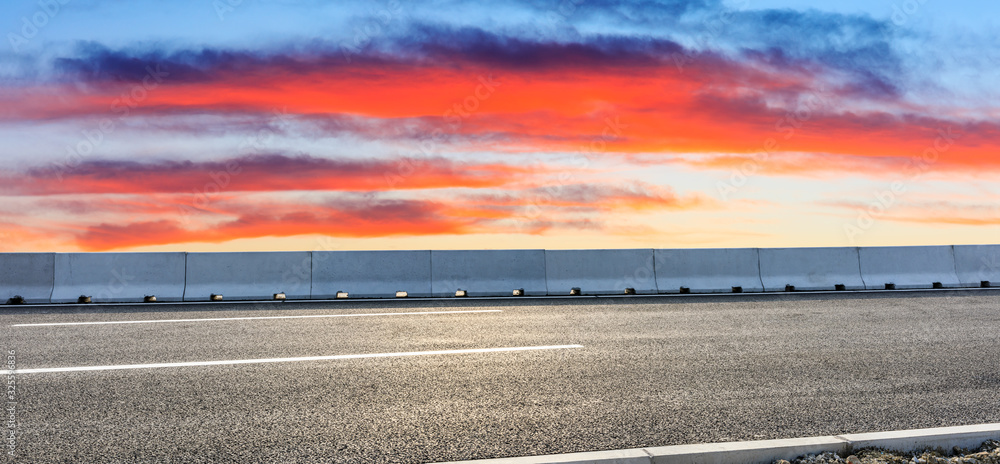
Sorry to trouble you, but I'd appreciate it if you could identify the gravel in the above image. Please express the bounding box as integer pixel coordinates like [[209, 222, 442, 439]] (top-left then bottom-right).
[[777, 440, 1000, 464]]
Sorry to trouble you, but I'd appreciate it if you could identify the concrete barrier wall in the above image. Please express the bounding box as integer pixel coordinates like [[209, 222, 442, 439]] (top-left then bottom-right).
[[859, 245, 963, 289], [545, 249, 657, 295], [953, 245, 1000, 287], [52, 253, 186, 303], [312, 251, 431, 298], [654, 248, 763, 293], [184, 252, 312, 301], [431, 250, 546, 297], [759, 247, 865, 291], [6, 245, 1000, 304], [0, 253, 55, 304]]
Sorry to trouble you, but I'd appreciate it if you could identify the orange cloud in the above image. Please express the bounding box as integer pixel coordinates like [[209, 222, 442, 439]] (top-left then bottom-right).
[[74, 198, 477, 250], [824, 198, 1000, 227], [55, 181, 709, 250]]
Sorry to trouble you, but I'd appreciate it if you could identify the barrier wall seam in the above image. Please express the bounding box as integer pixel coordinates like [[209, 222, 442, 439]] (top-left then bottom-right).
[[856, 246, 867, 290], [756, 248, 766, 292], [49, 253, 56, 303], [308, 251, 314, 299], [951, 245, 962, 286], [651, 250, 660, 294], [542, 249, 549, 295]]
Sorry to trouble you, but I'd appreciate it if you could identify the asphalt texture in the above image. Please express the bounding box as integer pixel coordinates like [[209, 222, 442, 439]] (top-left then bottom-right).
[[2, 290, 1000, 463]]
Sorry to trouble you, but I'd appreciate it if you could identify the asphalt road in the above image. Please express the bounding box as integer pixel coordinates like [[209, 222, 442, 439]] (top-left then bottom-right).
[[2, 290, 999, 463]]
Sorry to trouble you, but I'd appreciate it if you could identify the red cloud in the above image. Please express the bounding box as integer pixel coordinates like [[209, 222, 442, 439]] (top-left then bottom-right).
[[11, 53, 1000, 172], [2, 155, 544, 196]]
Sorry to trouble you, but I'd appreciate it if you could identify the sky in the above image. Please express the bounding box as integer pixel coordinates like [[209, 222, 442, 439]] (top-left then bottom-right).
[[0, 0, 998, 252]]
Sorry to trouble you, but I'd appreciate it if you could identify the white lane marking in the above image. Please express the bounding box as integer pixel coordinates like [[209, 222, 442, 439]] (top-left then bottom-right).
[[11, 309, 503, 327], [0, 345, 584, 375]]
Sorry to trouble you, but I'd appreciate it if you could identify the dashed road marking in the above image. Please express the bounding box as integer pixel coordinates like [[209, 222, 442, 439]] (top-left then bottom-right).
[[1, 345, 584, 375]]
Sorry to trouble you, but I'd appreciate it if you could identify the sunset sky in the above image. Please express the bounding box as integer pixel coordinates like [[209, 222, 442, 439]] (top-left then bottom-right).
[[1, 0, 998, 252]]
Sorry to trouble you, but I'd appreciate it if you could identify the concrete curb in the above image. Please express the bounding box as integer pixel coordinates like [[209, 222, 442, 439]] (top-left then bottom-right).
[[434, 423, 1000, 464], [5, 286, 1000, 310]]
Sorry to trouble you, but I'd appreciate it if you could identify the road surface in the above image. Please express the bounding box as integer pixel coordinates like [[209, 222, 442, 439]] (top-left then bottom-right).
[[2, 290, 999, 463]]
